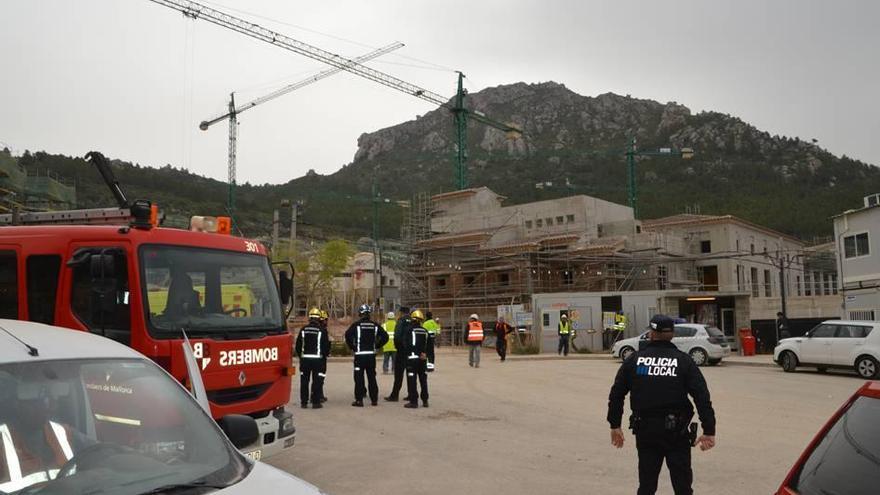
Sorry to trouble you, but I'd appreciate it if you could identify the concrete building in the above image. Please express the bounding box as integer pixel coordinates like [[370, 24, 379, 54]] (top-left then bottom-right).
[[833, 194, 880, 321], [405, 188, 703, 332], [332, 251, 401, 316]]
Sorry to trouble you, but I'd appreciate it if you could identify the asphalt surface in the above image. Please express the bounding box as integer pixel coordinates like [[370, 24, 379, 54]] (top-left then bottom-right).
[[267, 349, 865, 495]]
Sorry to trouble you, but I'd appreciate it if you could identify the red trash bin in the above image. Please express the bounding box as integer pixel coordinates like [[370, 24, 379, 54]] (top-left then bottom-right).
[[738, 328, 756, 356]]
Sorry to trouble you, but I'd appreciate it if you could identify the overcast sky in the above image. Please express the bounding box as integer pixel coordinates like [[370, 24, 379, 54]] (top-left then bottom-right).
[[2, 0, 878, 185]]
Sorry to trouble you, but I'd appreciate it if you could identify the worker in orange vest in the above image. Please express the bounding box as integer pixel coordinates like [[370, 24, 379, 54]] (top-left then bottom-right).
[[466, 314, 485, 368]]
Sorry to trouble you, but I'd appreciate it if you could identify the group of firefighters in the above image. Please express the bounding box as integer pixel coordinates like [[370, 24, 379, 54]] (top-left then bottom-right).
[[293, 306, 494, 409]]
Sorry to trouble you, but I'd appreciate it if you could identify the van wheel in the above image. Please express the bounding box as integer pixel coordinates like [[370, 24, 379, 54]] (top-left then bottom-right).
[[781, 351, 798, 372], [689, 348, 708, 366], [620, 346, 635, 361], [855, 356, 879, 379]]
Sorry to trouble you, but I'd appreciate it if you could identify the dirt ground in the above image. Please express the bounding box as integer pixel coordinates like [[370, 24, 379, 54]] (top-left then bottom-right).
[[267, 349, 863, 495]]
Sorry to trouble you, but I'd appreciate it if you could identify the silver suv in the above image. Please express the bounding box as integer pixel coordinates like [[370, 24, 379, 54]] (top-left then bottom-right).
[[612, 323, 731, 366]]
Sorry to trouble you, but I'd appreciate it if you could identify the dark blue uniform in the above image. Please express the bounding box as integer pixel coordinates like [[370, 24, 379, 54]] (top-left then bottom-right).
[[344, 317, 389, 405], [607, 340, 716, 495], [295, 322, 330, 408]]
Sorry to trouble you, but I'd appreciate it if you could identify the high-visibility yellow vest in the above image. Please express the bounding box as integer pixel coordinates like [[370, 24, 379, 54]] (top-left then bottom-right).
[[467, 321, 484, 342], [614, 314, 627, 331], [382, 320, 396, 352], [423, 319, 440, 336], [558, 321, 572, 335]]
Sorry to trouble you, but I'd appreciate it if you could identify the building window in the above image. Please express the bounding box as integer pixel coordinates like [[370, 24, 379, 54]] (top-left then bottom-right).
[[546, 218, 553, 226], [804, 272, 812, 296], [27, 255, 61, 325], [463, 275, 476, 286], [525, 220, 533, 229], [736, 239, 740, 252], [796, 275, 802, 296], [0, 251, 18, 319], [499, 273, 510, 286], [435, 277, 447, 289], [556, 216, 564, 225], [657, 265, 668, 290], [849, 310, 876, 321], [700, 240, 711, 254], [813, 271, 822, 296], [824, 274, 832, 295], [536, 219, 543, 228], [562, 270, 574, 285], [764, 269, 772, 297], [831, 274, 838, 295], [567, 214, 575, 223], [750, 243, 755, 255], [389, 279, 395, 287], [736, 265, 744, 291], [381, 275, 387, 286], [751, 267, 759, 297], [843, 233, 870, 258]]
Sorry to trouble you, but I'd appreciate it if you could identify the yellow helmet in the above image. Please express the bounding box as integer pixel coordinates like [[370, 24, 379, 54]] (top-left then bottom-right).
[[411, 309, 425, 321], [320, 310, 329, 320], [308, 307, 321, 319]]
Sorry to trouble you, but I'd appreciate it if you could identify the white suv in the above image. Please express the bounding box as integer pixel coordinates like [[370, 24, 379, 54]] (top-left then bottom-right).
[[611, 323, 731, 366], [774, 320, 880, 379]]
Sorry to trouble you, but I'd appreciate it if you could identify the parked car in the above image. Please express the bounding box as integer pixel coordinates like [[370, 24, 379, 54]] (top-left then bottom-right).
[[611, 323, 730, 366], [775, 380, 880, 495], [0, 319, 323, 495], [773, 320, 880, 379]]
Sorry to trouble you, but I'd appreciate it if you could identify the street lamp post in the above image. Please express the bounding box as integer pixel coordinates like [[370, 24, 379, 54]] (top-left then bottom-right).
[[625, 138, 695, 218]]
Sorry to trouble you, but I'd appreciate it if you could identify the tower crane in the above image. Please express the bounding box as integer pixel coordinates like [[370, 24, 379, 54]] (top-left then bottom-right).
[[147, 0, 521, 193], [199, 42, 403, 215]]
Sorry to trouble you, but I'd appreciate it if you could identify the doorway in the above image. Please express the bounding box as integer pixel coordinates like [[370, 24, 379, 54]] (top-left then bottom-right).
[[721, 308, 737, 350]]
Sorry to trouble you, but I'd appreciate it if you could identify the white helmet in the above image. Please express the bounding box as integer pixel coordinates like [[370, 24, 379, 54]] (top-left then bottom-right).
[[386, 312, 395, 319], [469, 313, 479, 320]]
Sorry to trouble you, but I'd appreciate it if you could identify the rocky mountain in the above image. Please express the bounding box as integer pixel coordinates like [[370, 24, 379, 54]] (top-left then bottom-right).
[[325, 81, 880, 240], [8, 82, 879, 241]]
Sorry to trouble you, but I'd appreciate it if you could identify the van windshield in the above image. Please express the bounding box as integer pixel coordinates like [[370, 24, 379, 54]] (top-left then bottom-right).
[[140, 245, 284, 338], [0, 358, 247, 495]]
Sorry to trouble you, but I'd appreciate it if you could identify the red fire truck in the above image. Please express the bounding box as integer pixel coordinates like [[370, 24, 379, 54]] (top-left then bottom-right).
[[0, 152, 296, 460]]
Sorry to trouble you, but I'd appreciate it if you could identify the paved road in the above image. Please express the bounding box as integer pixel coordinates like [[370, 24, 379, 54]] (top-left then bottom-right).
[[268, 349, 864, 494]]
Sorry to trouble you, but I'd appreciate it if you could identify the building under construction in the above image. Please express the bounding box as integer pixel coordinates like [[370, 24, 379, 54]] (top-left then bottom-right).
[[0, 150, 76, 212], [401, 187, 703, 331]]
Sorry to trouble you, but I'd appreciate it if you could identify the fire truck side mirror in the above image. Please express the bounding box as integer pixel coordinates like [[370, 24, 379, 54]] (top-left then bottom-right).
[[279, 271, 293, 305]]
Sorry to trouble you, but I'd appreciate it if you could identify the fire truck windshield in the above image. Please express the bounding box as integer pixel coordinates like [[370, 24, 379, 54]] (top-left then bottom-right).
[[140, 245, 284, 337]]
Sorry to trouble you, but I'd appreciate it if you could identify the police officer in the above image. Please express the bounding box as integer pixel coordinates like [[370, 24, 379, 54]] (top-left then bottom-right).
[[607, 315, 716, 495], [404, 309, 430, 408], [384, 306, 413, 402], [345, 304, 388, 407], [295, 307, 330, 409]]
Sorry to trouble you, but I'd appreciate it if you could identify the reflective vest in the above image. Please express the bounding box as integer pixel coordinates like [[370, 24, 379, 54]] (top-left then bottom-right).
[[423, 319, 440, 336], [613, 314, 627, 331], [467, 321, 484, 342], [0, 422, 74, 493], [558, 321, 572, 335], [382, 320, 397, 352]]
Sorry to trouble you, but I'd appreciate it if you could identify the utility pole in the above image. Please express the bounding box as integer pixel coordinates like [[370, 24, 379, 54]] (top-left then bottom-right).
[[271, 208, 280, 256], [289, 201, 297, 254]]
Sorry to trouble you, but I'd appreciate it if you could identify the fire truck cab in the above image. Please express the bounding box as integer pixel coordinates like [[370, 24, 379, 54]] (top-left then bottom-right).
[[0, 216, 296, 460]]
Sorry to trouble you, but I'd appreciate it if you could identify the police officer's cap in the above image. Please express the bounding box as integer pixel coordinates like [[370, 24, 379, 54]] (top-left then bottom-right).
[[648, 314, 675, 332]]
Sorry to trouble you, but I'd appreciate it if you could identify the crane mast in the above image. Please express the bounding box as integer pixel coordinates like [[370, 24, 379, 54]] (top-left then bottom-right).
[[199, 43, 403, 215]]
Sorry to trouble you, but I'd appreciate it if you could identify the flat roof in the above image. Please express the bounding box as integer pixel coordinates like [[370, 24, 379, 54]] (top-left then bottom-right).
[[643, 213, 803, 245]]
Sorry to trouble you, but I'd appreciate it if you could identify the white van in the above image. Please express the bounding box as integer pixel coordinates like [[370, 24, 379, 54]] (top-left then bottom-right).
[[0, 319, 323, 495]]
